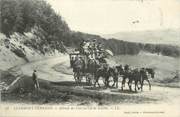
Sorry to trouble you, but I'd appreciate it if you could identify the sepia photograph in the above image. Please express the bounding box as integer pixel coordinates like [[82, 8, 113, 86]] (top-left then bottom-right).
[[0, 0, 180, 117]]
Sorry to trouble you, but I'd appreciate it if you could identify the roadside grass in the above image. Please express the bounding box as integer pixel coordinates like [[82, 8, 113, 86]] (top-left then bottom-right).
[[1, 74, 160, 105]]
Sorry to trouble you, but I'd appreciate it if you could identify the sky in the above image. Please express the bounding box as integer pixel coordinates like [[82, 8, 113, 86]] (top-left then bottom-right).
[[47, 0, 180, 35]]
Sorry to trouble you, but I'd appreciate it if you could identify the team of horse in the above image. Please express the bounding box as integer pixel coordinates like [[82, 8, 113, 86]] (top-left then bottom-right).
[[72, 56, 155, 92]]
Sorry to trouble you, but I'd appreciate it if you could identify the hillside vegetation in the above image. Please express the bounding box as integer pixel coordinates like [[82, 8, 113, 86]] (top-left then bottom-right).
[[0, 0, 180, 58], [0, 0, 68, 53]]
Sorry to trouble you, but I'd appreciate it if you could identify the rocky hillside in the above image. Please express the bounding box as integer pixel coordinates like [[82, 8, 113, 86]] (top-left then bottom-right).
[[0, 0, 180, 63], [0, 0, 69, 70], [0, 0, 68, 53], [0, 32, 63, 71]]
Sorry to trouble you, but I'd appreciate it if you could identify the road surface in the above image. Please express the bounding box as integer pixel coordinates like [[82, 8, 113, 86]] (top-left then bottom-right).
[[2, 55, 180, 116]]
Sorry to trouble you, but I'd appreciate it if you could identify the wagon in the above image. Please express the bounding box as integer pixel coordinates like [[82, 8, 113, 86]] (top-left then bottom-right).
[[69, 52, 92, 84]]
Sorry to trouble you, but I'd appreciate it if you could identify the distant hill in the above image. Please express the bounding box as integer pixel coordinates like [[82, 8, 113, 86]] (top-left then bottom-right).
[[102, 29, 180, 46]]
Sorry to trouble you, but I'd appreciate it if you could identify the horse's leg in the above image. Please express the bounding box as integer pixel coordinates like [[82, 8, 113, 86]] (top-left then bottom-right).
[[85, 73, 88, 84], [121, 77, 125, 90], [141, 79, 144, 91], [105, 76, 109, 88], [74, 73, 76, 82], [112, 77, 115, 87], [77, 72, 80, 86], [94, 76, 97, 87], [79, 74, 83, 86], [135, 80, 138, 92], [96, 75, 101, 88], [146, 79, 151, 90], [137, 80, 141, 90], [74, 72, 78, 85], [128, 79, 132, 91], [112, 75, 118, 88], [97, 81, 101, 88], [115, 76, 118, 88], [112, 82, 115, 87], [78, 70, 82, 86], [105, 76, 108, 87], [94, 80, 96, 87], [104, 77, 107, 87], [94, 75, 99, 87]]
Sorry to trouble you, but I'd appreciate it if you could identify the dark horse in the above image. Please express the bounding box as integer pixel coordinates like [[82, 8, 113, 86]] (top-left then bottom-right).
[[94, 65, 108, 87], [94, 65, 119, 88], [127, 68, 142, 92], [72, 57, 85, 84], [116, 65, 124, 86], [120, 65, 131, 91], [128, 68, 155, 91], [108, 66, 119, 88], [86, 58, 100, 85], [118, 65, 155, 92], [87, 58, 109, 88], [140, 68, 155, 91]]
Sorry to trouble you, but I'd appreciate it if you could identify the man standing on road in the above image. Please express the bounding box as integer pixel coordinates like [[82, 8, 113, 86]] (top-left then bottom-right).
[[32, 70, 40, 90]]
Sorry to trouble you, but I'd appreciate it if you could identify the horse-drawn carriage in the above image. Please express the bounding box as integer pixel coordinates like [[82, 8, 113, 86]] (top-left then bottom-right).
[[69, 51, 93, 84], [69, 40, 155, 91], [69, 48, 109, 86]]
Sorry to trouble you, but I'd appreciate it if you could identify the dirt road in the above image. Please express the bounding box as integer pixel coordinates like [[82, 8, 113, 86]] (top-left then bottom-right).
[[13, 55, 73, 82], [8, 55, 180, 104], [2, 55, 180, 116]]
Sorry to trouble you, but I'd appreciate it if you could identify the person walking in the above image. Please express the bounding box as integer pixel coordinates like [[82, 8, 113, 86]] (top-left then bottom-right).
[[32, 70, 40, 89]]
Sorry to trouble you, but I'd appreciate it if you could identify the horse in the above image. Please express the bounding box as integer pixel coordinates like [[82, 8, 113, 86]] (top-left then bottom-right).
[[94, 64, 119, 88], [93, 63, 110, 87], [118, 65, 142, 92], [86, 58, 100, 85], [116, 65, 124, 76], [72, 56, 85, 84], [120, 66, 155, 92], [140, 68, 155, 91], [107, 66, 119, 88], [127, 68, 142, 92], [120, 65, 132, 91]]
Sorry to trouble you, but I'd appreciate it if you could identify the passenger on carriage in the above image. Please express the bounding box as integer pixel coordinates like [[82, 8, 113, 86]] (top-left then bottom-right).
[[79, 40, 86, 54], [97, 42, 103, 51], [80, 39, 105, 60], [83, 40, 90, 55], [88, 39, 96, 58]]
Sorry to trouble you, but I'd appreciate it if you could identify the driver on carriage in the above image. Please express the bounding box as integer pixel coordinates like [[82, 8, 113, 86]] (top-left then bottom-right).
[[81, 39, 90, 55], [124, 64, 130, 73], [79, 40, 86, 54]]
